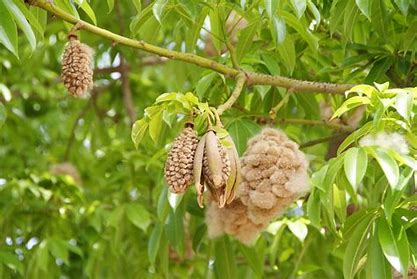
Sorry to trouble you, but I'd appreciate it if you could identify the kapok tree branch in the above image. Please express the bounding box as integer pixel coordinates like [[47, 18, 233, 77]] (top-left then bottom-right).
[[30, 0, 353, 95], [275, 118, 354, 132], [217, 73, 246, 115]]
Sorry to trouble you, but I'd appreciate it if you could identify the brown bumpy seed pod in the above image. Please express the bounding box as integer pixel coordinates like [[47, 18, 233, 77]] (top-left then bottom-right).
[[164, 123, 198, 194], [61, 34, 94, 97]]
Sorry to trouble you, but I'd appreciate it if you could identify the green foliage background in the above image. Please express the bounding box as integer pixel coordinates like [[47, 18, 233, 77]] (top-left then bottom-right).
[[0, 0, 416, 278]]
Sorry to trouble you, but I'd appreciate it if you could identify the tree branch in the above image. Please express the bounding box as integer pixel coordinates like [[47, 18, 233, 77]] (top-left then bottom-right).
[[116, 0, 136, 126], [275, 118, 354, 132], [120, 58, 137, 125], [299, 132, 350, 148], [217, 73, 246, 115], [31, 0, 353, 95]]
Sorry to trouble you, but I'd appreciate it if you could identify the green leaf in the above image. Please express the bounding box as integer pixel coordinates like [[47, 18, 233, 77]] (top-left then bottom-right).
[[209, 8, 223, 53], [107, 0, 114, 13], [343, 214, 373, 279], [236, 17, 260, 62], [11, 0, 44, 37], [75, 0, 97, 25], [287, 220, 308, 242], [4, 0, 36, 51], [378, 218, 410, 274], [0, 1, 18, 57], [153, 0, 167, 24], [185, 7, 207, 52], [366, 225, 392, 279], [370, 148, 399, 189], [0, 252, 23, 274], [48, 238, 69, 265], [157, 187, 170, 221], [383, 168, 414, 220], [133, 0, 142, 12], [338, 121, 373, 155], [264, 0, 279, 18], [343, 0, 360, 41], [238, 243, 263, 278], [271, 15, 286, 45], [227, 118, 260, 155], [261, 52, 280, 75], [307, 0, 321, 25], [166, 206, 185, 256], [395, 91, 413, 122], [355, 0, 371, 20], [281, 11, 318, 50], [365, 57, 393, 84], [196, 73, 217, 98], [278, 35, 296, 74], [167, 191, 184, 210], [149, 110, 163, 143], [126, 203, 151, 232], [346, 84, 377, 97], [344, 147, 368, 190], [332, 96, 370, 118], [214, 237, 237, 279], [107, 206, 125, 228], [394, 0, 409, 15], [307, 189, 321, 228], [0, 103, 6, 129], [370, 0, 388, 40], [290, 0, 307, 18], [192, 224, 207, 252], [131, 119, 149, 149], [148, 223, 163, 266]]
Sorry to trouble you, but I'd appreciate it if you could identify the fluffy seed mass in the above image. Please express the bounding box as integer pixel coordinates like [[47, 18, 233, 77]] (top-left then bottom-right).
[[61, 37, 94, 97], [205, 128, 310, 245], [165, 127, 198, 194]]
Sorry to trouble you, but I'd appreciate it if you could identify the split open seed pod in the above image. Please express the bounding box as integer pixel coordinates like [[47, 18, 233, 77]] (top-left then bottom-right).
[[193, 120, 241, 208]]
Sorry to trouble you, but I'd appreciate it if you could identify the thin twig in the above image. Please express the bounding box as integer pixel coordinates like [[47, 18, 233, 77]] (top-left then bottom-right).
[[32, 0, 353, 95], [120, 57, 137, 125], [116, 0, 136, 126], [299, 132, 350, 148], [276, 118, 353, 132], [269, 91, 291, 119], [217, 72, 246, 115]]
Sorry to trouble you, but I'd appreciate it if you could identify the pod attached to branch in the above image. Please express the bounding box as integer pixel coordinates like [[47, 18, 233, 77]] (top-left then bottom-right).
[[61, 33, 94, 97], [164, 123, 198, 194]]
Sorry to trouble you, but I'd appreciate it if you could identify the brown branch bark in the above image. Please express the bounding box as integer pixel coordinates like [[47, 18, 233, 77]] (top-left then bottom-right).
[[30, 0, 353, 95], [120, 58, 136, 125]]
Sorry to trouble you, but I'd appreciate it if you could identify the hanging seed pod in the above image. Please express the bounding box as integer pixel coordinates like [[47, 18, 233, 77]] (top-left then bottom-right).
[[61, 34, 94, 97], [194, 128, 234, 208], [164, 123, 198, 194]]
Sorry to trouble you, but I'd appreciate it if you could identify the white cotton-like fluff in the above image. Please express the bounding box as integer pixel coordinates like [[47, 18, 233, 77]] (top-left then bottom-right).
[[205, 128, 310, 245], [359, 132, 409, 154]]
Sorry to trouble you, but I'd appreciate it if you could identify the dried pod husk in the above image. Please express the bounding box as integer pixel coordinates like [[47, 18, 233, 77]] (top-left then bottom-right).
[[224, 136, 241, 205], [205, 128, 310, 245], [165, 125, 198, 194], [61, 35, 94, 97], [194, 129, 232, 208]]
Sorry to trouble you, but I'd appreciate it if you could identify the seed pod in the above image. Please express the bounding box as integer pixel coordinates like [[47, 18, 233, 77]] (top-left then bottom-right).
[[61, 35, 94, 97], [165, 124, 198, 194], [224, 136, 241, 205], [194, 128, 232, 208], [193, 133, 207, 208]]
